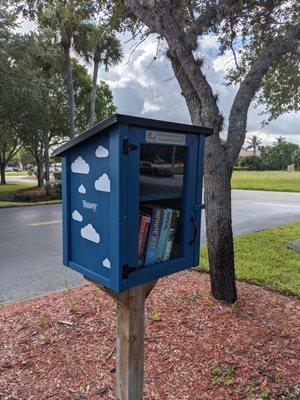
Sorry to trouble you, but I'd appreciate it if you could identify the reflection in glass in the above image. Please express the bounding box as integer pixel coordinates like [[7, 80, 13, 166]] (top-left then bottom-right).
[[140, 144, 186, 198]]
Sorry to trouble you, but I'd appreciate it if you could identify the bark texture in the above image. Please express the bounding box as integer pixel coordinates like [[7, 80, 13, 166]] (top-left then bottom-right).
[[0, 164, 6, 185], [0, 134, 20, 185], [89, 50, 100, 128], [126, 0, 299, 303], [36, 159, 44, 188], [64, 44, 75, 139]]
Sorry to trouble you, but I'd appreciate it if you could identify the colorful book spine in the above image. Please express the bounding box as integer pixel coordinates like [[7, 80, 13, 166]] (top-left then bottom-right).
[[138, 214, 151, 266], [156, 208, 173, 263], [162, 210, 179, 262], [144, 208, 163, 266], [169, 211, 180, 259]]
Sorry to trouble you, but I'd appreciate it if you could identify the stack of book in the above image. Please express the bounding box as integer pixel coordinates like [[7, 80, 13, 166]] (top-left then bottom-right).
[[138, 205, 180, 266]]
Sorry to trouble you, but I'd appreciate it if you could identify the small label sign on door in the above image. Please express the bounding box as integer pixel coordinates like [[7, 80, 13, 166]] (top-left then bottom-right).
[[146, 131, 186, 145]]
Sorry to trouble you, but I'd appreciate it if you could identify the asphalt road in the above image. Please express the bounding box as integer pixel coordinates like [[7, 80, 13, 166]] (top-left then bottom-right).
[[0, 189, 299, 303]]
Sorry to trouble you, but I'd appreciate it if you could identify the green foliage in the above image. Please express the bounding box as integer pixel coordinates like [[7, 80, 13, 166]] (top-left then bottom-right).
[[223, 1, 299, 124], [152, 304, 161, 322], [53, 171, 61, 180], [40, 331, 51, 344], [0, 200, 61, 208], [39, 312, 46, 328], [238, 137, 300, 172], [260, 138, 299, 171], [75, 25, 123, 71], [246, 135, 262, 155], [198, 221, 300, 297], [211, 364, 237, 386], [65, 280, 77, 313], [72, 61, 116, 130], [140, 166, 173, 177], [239, 155, 266, 171], [45, 180, 61, 199]]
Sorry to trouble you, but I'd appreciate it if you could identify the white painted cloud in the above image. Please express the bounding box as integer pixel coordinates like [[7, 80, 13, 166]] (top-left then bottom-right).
[[95, 173, 111, 192], [71, 156, 90, 174], [102, 258, 111, 269], [80, 224, 100, 244], [95, 145, 109, 158], [72, 210, 83, 222], [78, 184, 86, 194]]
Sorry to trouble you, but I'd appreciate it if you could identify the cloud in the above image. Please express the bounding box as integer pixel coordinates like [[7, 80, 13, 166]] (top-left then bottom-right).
[[72, 210, 83, 222], [95, 173, 111, 192], [88, 32, 299, 145], [102, 258, 111, 269], [80, 224, 100, 244], [95, 145, 109, 158], [71, 156, 90, 174], [78, 184, 86, 194], [142, 99, 161, 114]]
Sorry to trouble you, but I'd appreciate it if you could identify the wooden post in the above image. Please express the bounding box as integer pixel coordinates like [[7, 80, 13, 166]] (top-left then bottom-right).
[[85, 278, 156, 400]]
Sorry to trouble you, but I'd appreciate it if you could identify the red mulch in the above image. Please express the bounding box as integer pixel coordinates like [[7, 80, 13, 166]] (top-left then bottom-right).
[[0, 271, 299, 400]]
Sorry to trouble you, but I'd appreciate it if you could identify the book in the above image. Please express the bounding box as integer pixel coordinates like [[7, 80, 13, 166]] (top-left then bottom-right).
[[138, 213, 151, 266], [144, 207, 164, 266], [170, 211, 181, 259], [162, 210, 180, 262], [156, 208, 173, 263]]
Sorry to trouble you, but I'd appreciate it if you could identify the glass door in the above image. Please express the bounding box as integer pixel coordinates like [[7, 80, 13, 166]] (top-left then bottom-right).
[[126, 127, 199, 273], [139, 143, 186, 266]]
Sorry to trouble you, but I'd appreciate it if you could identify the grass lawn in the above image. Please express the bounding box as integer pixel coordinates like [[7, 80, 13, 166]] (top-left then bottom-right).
[[5, 171, 29, 176], [231, 170, 300, 192], [0, 181, 36, 195], [0, 200, 61, 208], [198, 221, 300, 297]]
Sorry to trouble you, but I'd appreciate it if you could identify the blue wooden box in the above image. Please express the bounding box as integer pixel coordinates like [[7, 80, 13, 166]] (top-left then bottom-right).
[[53, 114, 212, 292]]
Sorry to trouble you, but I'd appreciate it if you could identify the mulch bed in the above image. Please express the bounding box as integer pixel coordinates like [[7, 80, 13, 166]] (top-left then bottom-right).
[[0, 271, 299, 400]]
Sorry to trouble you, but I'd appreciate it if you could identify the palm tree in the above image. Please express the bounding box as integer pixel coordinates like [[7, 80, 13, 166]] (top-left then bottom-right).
[[75, 26, 123, 127], [273, 136, 287, 146], [246, 135, 262, 156], [38, 0, 95, 138]]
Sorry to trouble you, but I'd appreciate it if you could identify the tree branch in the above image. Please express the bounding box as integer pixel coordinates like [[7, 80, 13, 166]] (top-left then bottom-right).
[[226, 24, 300, 166], [189, 0, 229, 37]]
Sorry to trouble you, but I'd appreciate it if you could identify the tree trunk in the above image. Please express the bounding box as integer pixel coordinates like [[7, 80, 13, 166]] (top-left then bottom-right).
[[64, 45, 75, 139], [0, 163, 6, 185], [36, 161, 44, 188], [44, 139, 50, 183], [125, 1, 298, 305], [89, 55, 100, 128], [204, 163, 237, 303]]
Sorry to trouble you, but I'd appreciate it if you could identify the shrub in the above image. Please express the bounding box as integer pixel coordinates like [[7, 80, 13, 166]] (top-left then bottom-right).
[[53, 171, 62, 181], [45, 180, 62, 199], [140, 166, 173, 177], [239, 156, 267, 171], [140, 161, 151, 167]]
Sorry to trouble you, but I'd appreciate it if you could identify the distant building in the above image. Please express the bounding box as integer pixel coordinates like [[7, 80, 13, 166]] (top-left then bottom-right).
[[238, 148, 261, 159]]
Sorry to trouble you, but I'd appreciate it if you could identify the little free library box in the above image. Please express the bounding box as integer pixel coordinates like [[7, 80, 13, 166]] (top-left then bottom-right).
[[53, 114, 212, 293]]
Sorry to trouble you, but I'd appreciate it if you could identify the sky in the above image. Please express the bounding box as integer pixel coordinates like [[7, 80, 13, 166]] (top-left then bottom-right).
[[20, 20, 300, 146]]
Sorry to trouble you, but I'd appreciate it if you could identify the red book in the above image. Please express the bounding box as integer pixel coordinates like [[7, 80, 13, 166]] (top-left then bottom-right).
[[138, 213, 151, 266]]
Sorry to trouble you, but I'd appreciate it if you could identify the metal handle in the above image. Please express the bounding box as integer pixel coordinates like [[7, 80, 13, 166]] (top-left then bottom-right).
[[189, 216, 198, 246]]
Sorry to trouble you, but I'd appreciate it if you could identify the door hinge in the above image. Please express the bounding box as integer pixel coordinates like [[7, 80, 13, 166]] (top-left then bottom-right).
[[122, 264, 137, 280], [194, 203, 206, 211], [123, 138, 138, 155]]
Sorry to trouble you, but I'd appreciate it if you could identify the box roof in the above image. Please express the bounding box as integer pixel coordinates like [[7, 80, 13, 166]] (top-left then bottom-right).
[[53, 113, 213, 156]]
